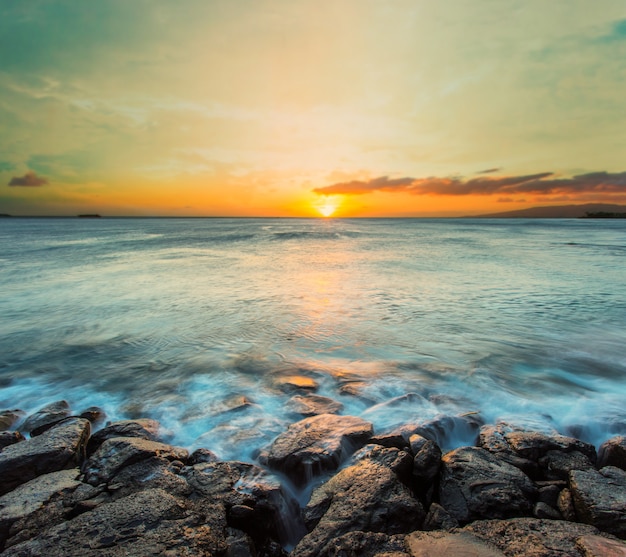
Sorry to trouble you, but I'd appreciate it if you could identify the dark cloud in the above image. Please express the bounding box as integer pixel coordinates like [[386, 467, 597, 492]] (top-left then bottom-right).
[[314, 171, 626, 198], [8, 171, 48, 187], [476, 167, 501, 174]]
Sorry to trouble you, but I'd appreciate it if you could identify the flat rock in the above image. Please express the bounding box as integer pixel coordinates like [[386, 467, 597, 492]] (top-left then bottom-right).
[[576, 534, 626, 556], [275, 375, 319, 393], [266, 414, 373, 485], [293, 456, 424, 557], [405, 530, 505, 557], [286, 394, 343, 417], [82, 436, 189, 486], [439, 446, 536, 523], [539, 450, 594, 480], [598, 436, 626, 471], [504, 430, 596, 462], [86, 418, 162, 454], [464, 517, 623, 557], [21, 401, 71, 435], [1, 488, 226, 557], [0, 418, 90, 496], [0, 469, 81, 550], [304, 531, 408, 557], [570, 466, 626, 538]]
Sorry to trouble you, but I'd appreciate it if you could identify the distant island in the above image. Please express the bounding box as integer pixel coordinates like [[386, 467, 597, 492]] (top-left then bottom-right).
[[77, 214, 102, 218], [474, 203, 626, 218]]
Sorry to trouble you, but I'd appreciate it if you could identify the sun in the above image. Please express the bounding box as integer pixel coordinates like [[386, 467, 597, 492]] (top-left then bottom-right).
[[315, 196, 340, 217]]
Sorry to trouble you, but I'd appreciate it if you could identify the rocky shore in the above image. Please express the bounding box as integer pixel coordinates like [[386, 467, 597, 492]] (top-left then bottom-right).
[[0, 399, 625, 556]]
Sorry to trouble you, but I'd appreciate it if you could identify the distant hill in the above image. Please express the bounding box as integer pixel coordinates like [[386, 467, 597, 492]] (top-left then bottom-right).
[[473, 203, 626, 218]]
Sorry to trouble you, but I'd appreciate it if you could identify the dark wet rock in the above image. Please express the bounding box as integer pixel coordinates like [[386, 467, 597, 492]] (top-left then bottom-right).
[[411, 434, 442, 506], [302, 530, 408, 557], [423, 502, 459, 531], [537, 484, 560, 507], [86, 418, 162, 454], [293, 456, 425, 557], [1, 488, 226, 557], [0, 411, 24, 432], [464, 517, 622, 557], [598, 436, 626, 471], [286, 394, 343, 417], [505, 430, 597, 463], [413, 414, 483, 449], [0, 469, 80, 550], [405, 530, 506, 557], [557, 487, 577, 521], [274, 375, 319, 393], [0, 418, 90, 496], [337, 381, 377, 403], [0, 432, 25, 451], [439, 446, 536, 523], [225, 527, 258, 557], [189, 447, 220, 464], [183, 460, 301, 548], [21, 401, 71, 435], [77, 406, 106, 425], [266, 414, 373, 485], [533, 502, 561, 520], [539, 449, 594, 480], [82, 436, 189, 486], [569, 466, 626, 538]]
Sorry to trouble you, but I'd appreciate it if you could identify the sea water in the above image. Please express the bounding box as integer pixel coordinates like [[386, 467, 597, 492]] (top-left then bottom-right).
[[1, 217, 625, 459]]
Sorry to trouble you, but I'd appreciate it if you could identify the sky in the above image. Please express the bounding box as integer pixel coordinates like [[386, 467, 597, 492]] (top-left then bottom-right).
[[1, 1, 625, 217]]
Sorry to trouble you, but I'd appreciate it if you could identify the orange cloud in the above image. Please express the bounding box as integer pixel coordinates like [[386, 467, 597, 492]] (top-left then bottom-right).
[[314, 171, 626, 198]]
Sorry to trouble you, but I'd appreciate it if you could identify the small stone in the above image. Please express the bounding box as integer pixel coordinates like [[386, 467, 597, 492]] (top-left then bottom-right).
[[78, 407, 106, 425], [557, 488, 577, 521], [0, 431, 25, 451], [274, 375, 319, 393], [423, 502, 459, 531], [533, 501, 561, 519], [0, 410, 25, 432], [189, 448, 219, 465], [537, 484, 560, 507], [21, 401, 71, 435], [285, 394, 343, 417]]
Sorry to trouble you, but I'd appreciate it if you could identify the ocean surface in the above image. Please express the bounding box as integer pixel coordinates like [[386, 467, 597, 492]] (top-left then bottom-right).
[[1, 217, 625, 460]]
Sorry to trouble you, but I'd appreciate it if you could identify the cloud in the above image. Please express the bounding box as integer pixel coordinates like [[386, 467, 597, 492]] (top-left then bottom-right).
[[314, 171, 626, 198], [477, 168, 501, 174], [8, 171, 49, 187]]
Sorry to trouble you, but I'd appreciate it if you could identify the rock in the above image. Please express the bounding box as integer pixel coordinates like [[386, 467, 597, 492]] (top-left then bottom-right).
[[598, 436, 626, 471], [338, 381, 376, 403], [293, 457, 425, 557], [286, 394, 343, 417], [539, 450, 595, 480], [422, 503, 459, 531], [0, 418, 90, 496], [0, 411, 24, 432], [533, 502, 561, 520], [77, 406, 106, 425], [0, 469, 81, 550], [266, 414, 373, 485], [412, 414, 483, 450], [1, 488, 226, 556], [0, 432, 25, 451], [189, 447, 220, 465], [464, 517, 622, 557], [405, 530, 506, 557], [184, 460, 301, 548], [569, 466, 626, 538], [557, 488, 577, 521], [439, 446, 536, 523], [576, 534, 626, 556], [303, 531, 408, 557], [274, 375, 319, 393], [351, 445, 414, 485], [504, 430, 596, 463], [86, 418, 162, 454], [537, 484, 560, 507], [82, 436, 189, 486], [370, 431, 410, 450], [21, 401, 71, 435], [411, 435, 442, 506]]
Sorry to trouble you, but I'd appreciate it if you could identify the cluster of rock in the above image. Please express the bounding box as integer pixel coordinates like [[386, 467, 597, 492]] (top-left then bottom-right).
[[1, 400, 625, 556]]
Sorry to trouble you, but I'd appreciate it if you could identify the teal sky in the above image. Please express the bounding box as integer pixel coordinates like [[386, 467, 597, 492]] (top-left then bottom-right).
[[1, 1, 625, 216]]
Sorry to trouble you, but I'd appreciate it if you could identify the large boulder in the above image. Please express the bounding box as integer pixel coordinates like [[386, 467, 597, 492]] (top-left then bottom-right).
[[0, 418, 90, 495], [293, 448, 424, 557], [86, 419, 162, 454], [265, 414, 373, 485], [464, 517, 626, 557], [1, 488, 226, 556], [81, 437, 189, 486], [0, 469, 81, 551], [504, 430, 596, 463], [569, 466, 626, 538], [21, 401, 71, 435], [598, 436, 626, 471], [439, 446, 536, 523]]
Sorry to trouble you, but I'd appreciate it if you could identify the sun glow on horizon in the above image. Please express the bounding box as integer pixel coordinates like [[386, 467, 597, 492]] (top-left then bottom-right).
[[315, 196, 341, 217]]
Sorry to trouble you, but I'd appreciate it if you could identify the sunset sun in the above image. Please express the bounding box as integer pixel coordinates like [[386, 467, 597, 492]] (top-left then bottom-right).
[[315, 197, 340, 217]]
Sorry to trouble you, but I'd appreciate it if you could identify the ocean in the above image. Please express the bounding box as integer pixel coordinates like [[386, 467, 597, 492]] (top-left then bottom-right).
[[1, 217, 625, 460]]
